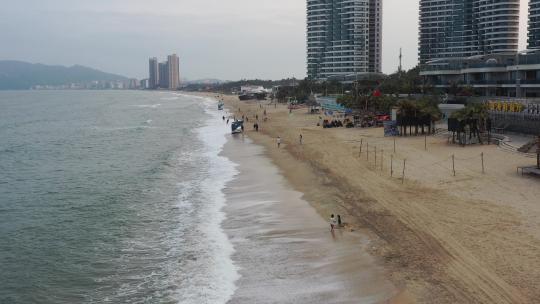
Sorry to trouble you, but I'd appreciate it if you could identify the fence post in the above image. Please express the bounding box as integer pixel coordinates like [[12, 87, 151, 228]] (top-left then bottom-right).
[[452, 154, 456, 176], [381, 149, 384, 171], [374, 147, 377, 166], [481, 152, 485, 174], [359, 139, 363, 157], [391, 154, 394, 177], [367, 143, 369, 161], [394, 137, 396, 153], [425, 135, 427, 151], [402, 159, 406, 184]]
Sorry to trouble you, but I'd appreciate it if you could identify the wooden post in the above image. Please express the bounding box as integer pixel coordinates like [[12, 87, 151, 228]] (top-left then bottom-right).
[[391, 154, 394, 177], [381, 150, 384, 170], [374, 147, 377, 166], [402, 159, 406, 184], [367, 143, 369, 161], [424, 135, 427, 151], [394, 137, 396, 153], [359, 139, 363, 157], [481, 152, 485, 174], [452, 154, 456, 176]]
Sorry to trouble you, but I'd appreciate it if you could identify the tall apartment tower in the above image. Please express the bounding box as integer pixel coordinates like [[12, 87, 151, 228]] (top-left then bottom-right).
[[159, 62, 169, 89], [307, 0, 382, 80], [148, 57, 159, 89], [368, 0, 382, 74], [167, 54, 180, 90], [419, 0, 520, 64], [530, 0, 540, 49]]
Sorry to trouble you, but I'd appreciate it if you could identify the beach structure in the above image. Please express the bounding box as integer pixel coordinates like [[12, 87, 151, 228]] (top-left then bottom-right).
[[239, 86, 269, 100], [419, 0, 520, 64], [306, 0, 383, 80], [487, 99, 540, 135], [420, 51, 540, 98], [439, 104, 466, 124], [517, 136, 540, 177]]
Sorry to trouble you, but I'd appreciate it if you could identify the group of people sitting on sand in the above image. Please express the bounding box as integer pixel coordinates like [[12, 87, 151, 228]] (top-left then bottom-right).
[[321, 118, 354, 129], [322, 119, 344, 128]]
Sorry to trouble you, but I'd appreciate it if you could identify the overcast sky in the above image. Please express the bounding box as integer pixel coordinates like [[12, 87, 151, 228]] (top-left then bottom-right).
[[0, 0, 530, 80]]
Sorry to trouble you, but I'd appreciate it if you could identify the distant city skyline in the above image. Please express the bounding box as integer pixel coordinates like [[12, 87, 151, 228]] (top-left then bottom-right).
[[0, 0, 531, 80], [148, 54, 180, 89]]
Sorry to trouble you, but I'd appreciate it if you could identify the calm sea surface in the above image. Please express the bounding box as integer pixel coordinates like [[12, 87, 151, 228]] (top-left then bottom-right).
[[0, 91, 238, 303]]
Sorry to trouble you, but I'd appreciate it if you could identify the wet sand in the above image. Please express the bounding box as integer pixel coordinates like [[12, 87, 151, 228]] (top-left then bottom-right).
[[222, 136, 401, 303]]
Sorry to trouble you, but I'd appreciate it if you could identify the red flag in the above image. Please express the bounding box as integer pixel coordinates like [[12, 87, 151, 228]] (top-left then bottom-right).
[[373, 89, 382, 97]]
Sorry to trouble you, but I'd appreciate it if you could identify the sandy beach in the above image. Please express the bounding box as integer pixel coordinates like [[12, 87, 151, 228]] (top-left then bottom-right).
[[221, 136, 403, 303], [200, 92, 540, 303]]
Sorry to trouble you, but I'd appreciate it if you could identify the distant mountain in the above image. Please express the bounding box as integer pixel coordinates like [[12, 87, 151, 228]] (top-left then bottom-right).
[[0, 61, 128, 90]]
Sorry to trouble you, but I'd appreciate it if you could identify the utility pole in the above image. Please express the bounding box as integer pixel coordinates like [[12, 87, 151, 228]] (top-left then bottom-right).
[[398, 48, 403, 74]]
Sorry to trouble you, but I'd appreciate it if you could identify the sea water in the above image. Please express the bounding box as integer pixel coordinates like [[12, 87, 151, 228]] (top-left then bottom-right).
[[0, 91, 238, 303]]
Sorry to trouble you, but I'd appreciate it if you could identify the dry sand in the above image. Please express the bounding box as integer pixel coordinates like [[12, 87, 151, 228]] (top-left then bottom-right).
[[200, 92, 540, 303]]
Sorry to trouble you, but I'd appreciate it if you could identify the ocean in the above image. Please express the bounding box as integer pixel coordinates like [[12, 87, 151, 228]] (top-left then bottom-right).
[[0, 91, 239, 303], [0, 90, 397, 304]]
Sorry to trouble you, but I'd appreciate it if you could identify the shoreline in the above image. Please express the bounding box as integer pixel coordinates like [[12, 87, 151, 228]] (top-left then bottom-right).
[[220, 133, 404, 303], [195, 92, 540, 303]]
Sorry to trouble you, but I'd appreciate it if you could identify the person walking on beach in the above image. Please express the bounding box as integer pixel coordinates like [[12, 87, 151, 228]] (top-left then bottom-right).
[[337, 215, 342, 227], [330, 214, 337, 231], [299, 134, 303, 145], [277, 136, 281, 149], [226, 118, 229, 125]]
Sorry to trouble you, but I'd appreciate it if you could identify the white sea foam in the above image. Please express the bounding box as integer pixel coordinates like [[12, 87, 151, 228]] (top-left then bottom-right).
[[132, 104, 161, 108], [160, 96, 180, 101], [176, 95, 240, 303]]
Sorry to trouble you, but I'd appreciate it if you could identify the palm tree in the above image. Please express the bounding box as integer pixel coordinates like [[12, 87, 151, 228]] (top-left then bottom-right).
[[396, 99, 441, 136], [450, 103, 489, 145]]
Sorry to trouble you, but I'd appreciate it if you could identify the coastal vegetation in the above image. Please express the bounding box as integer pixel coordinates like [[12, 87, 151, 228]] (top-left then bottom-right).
[[396, 97, 442, 136], [449, 103, 490, 144]]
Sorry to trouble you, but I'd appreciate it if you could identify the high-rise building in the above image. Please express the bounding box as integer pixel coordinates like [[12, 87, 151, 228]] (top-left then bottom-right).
[[148, 57, 159, 89], [419, 0, 520, 64], [159, 62, 169, 89], [530, 0, 540, 49], [306, 0, 382, 80], [368, 0, 382, 74], [167, 54, 180, 90], [474, 1, 520, 54]]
